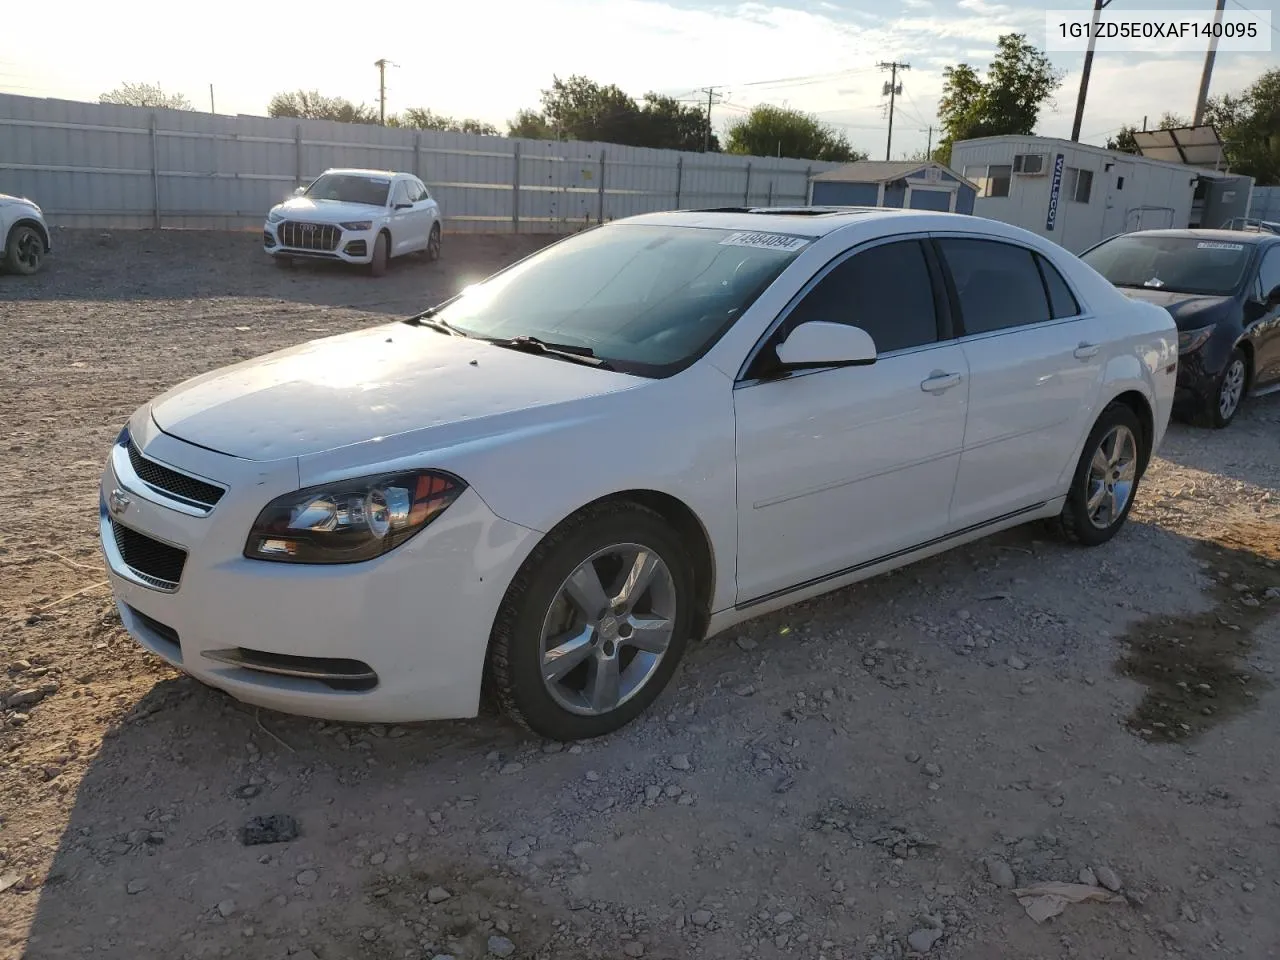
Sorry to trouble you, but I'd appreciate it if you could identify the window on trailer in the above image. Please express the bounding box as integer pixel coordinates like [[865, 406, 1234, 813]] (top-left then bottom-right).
[[1065, 168, 1093, 203]]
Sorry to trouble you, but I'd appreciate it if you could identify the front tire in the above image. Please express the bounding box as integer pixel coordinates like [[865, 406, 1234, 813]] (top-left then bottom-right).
[[1195, 348, 1247, 429], [487, 502, 696, 741], [370, 232, 389, 278], [4, 225, 44, 275], [1050, 403, 1146, 547], [426, 223, 441, 262]]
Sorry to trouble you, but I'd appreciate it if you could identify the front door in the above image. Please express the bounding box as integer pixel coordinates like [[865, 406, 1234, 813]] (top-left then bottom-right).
[[1102, 161, 1133, 239], [734, 238, 969, 605], [934, 235, 1105, 527], [1249, 246, 1280, 387], [388, 180, 421, 254]]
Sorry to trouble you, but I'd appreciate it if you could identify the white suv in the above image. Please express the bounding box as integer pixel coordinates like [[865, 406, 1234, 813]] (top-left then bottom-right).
[[1, 193, 50, 275], [263, 168, 441, 277]]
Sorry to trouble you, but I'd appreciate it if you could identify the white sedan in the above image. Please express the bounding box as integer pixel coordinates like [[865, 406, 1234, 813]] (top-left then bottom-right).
[[100, 208, 1177, 740], [263, 168, 441, 277]]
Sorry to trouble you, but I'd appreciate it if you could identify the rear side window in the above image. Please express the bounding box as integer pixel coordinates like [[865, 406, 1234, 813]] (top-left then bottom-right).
[[1036, 253, 1082, 318], [937, 237, 1051, 335], [786, 240, 939, 354]]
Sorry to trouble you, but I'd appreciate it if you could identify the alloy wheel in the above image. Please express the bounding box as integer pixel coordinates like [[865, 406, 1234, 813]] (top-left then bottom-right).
[[1219, 358, 1245, 420], [1085, 424, 1138, 530]]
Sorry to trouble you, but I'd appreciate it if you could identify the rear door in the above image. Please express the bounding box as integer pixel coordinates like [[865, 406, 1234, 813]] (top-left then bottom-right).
[[935, 235, 1106, 528], [733, 237, 970, 604]]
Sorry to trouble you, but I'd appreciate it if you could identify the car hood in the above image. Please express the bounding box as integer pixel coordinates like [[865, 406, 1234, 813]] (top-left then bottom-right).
[[0, 193, 40, 211], [149, 323, 642, 461], [1117, 287, 1236, 330], [272, 197, 385, 222]]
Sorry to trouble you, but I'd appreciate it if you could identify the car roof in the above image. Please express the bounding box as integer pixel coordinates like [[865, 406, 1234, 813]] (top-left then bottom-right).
[[1118, 228, 1278, 246], [619, 207, 1003, 239], [321, 168, 405, 179]]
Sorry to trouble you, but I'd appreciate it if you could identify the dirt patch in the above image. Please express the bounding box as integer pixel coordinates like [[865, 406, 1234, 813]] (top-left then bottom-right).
[[1118, 520, 1280, 742]]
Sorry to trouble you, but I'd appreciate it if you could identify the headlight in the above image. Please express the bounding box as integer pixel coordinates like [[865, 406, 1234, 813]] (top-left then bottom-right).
[[244, 470, 465, 564], [340, 221, 373, 231], [1178, 325, 1215, 354], [267, 208, 285, 223]]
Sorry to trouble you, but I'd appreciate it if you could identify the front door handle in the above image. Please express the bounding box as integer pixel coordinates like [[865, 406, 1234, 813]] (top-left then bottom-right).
[[1074, 342, 1100, 360], [921, 371, 962, 394]]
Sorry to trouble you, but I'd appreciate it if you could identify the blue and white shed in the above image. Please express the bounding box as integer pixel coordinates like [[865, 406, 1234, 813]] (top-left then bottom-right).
[[807, 160, 978, 214]]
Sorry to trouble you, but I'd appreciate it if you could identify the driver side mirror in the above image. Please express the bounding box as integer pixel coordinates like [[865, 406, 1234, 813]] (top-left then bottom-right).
[[1266, 284, 1280, 307], [775, 321, 877, 369]]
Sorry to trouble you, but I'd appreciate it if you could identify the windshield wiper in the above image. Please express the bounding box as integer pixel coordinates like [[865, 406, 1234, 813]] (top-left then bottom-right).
[[488, 336, 613, 369], [404, 307, 469, 337]]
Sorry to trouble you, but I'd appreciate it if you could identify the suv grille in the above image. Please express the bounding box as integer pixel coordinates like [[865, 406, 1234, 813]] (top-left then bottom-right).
[[278, 221, 340, 251], [127, 439, 225, 510], [109, 518, 187, 590]]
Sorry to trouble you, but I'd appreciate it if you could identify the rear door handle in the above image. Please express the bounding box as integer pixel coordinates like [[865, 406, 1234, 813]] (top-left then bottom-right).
[[1074, 342, 1100, 360], [920, 371, 962, 394]]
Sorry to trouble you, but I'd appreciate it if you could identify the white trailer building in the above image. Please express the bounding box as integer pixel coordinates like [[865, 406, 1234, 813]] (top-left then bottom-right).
[[950, 134, 1253, 253]]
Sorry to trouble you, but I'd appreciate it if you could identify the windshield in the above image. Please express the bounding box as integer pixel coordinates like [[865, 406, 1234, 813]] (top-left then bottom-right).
[[1081, 235, 1250, 296], [431, 223, 807, 376], [303, 173, 391, 207]]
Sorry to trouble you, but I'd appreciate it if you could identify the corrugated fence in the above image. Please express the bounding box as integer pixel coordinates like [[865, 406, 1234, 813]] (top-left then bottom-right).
[[1247, 185, 1280, 223], [0, 94, 841, 233]]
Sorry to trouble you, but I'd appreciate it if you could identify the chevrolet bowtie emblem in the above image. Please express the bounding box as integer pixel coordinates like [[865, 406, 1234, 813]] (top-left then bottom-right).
[[108, 488, 131, 516]]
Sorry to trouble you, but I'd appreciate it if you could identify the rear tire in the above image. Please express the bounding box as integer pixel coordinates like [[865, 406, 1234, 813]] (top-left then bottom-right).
[[4, 225, 44, 276], [487, 502, 696, 741], [1194, 348, 1247, 429], [370, 232, 389, 278], [1049, 402, 1146, 547]]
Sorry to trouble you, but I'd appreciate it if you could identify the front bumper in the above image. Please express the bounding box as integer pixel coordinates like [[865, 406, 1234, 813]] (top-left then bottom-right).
[[1172, 347, 1221, 411], [99, 416, 538, 723], [262, 220, 375, 264]]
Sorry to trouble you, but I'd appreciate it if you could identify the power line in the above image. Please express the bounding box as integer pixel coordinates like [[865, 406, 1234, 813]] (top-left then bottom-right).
[[1227, 0, 1280, 36]]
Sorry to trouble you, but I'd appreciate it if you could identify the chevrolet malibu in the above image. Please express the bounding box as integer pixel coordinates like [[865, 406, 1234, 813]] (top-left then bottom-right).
[[100, 208, 1177, 741]]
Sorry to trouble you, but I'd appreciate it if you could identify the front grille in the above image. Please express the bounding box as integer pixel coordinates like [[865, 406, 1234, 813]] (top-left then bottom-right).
[[203, 648, 378, 691], [110, 518, 187, 590], [343, 239, 367, 257], [278, 220, 340, 252], [127, 439, 225, 510], [126, 605, 181, 655]]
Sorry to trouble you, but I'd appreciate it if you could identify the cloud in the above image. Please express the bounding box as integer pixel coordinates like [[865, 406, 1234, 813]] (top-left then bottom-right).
[[957, 0, 1010, 14]]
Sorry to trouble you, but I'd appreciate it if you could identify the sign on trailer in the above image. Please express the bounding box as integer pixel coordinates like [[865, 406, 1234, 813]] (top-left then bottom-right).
[[1045, 154, 1065, 232]]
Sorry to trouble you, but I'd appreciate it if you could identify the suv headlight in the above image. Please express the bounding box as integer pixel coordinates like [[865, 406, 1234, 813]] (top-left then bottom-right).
[[1178, 324, 1215, 354], [244, 470, 465, 564], [267, 208, 285, 223], [340, 221, 373, 231]]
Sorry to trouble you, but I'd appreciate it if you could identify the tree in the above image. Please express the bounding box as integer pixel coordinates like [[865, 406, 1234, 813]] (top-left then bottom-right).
[[99, 82, 193, 111], [268, 90, 378, 124], [391, 108, 498, 136], [935, 33, 1062, 166], [724, 105, 866, 162], [1206, 69, 1280, 185], [1106, 124, 1140, 153], [1158, 111, 1189, 130], [506, 75, 717, 150]]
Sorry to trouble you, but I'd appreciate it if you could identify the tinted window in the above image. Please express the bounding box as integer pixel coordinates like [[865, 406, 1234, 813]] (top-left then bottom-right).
[[1080, 234, 1250, 295], [939, 238, 1050, 334], [786, 240, 938, 354], [303, 173, 390, 206], [434, 223, 803, 376], [1258, 246, 1280, 298], [1036, 254, 1081, 318]]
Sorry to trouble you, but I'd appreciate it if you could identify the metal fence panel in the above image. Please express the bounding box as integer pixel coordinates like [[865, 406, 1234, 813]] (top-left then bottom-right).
[[0, 93, 844, 232]]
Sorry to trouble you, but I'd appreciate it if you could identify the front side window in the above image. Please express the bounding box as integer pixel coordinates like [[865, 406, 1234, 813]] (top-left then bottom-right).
[[1080, 235, 1251, 296], [431, 224, 805, 376], [303, 173, 390, 207], [938, 237, 1051, 335], [1256, 246, 1280, 299], [391, 181, 411, 206], [784, 240, 939, 354]]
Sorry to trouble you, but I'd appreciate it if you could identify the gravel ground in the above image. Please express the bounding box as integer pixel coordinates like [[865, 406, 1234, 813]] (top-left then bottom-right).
[[2, 229, 1279, 960]]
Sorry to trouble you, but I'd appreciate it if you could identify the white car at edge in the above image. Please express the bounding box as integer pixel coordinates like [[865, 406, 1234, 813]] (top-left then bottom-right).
[[1, 193, 50, 275], [100, 207, 1177, 741], [263, 167, 441, 277]]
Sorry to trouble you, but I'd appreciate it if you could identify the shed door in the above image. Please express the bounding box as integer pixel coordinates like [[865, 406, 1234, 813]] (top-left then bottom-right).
[[905, 185, 955, 212], [1101, 161, 1133, 238]]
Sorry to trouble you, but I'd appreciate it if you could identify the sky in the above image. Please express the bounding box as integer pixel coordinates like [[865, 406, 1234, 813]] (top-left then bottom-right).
[[2, 0, 1277, 158]]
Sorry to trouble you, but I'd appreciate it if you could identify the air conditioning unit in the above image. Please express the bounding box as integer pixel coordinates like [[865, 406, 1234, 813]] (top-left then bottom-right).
[[1013, 153, 1047, 176]]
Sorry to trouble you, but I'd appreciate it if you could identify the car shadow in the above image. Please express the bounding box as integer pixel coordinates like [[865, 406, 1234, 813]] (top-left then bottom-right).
[[1156, 398, 1280, 494], [12, 512, 1279, 959], [0, 229, 557, 316]]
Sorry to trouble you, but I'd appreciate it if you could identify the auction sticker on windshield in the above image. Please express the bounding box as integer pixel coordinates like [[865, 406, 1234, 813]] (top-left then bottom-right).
[[1197, 241, 1244, 250], [719, 232, 811, 252]]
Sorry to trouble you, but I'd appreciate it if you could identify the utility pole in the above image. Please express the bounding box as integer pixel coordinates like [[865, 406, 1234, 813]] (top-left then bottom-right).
[[209, 84, 215, 114], [1070, 0, 1115, 141], [920, 125, 934, 159], [877, 61, 909, 162], [374, 58, 392, 125], [695, 86, 723, 152], [1193, 0, 1227, 127]]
